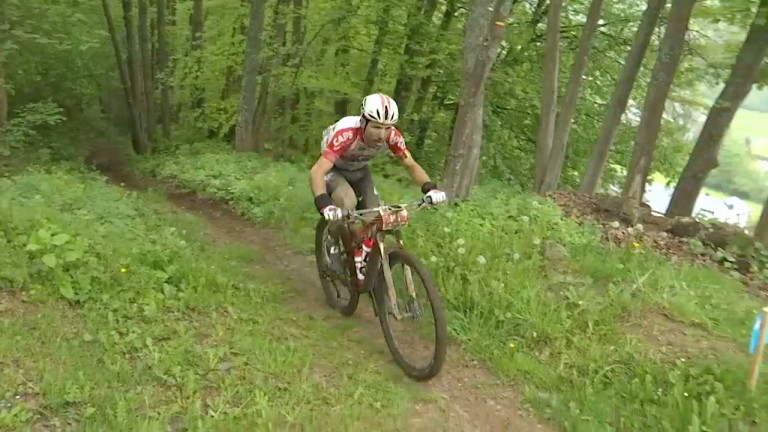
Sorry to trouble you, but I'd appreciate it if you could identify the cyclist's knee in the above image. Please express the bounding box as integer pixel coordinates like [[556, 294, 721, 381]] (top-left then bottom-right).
[[331, 188, 357, 211]]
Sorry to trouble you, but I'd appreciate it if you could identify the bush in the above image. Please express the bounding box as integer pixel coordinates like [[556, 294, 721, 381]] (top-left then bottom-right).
[[134, 144, 768, 430]]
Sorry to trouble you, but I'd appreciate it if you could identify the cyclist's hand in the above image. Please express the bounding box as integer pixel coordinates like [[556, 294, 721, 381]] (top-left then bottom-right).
[[424, 189, 447, 204], [322, 205, 343, 221]]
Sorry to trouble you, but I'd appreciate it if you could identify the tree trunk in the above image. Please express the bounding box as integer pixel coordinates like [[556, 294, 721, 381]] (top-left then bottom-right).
[[756, 194, 768, 246], [157, 0, 171, 138], [441, 0, 513, 201], [190, 0, 204, 111], [579, 0, 667, 194], [533, 0, 562, 192], [362, 2, 394, 96], [622, 0, 696, 206], [666, 0, 768, 217], [392, 0, 439, 114], [539, 0, 605, 192], [0, 21, 7, 144], [286, 0, 304, 149], [235, 0, 267, 152], [411, 0, 458, 151], [118, 0, 149, 154], [138, 0, 156, 146]]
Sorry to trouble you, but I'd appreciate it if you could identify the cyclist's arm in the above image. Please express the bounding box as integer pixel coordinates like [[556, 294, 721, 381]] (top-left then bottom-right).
[[400, 156, 431, 187], [309, 156, 334, 198], [387, 128, 437, 193]]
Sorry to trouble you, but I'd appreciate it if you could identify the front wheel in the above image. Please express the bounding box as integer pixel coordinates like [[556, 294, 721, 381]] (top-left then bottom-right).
[[314, 218, 359, 316], [373, 248, 447, 381]]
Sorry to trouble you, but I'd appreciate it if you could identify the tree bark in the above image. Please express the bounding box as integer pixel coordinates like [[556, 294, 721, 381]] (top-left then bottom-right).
[[118, 0, 148, 154], [441, 0, 513, 201], [235, 0, 266, 152], [362, 2, 394, 96], [756, 194, 768, 246], [579, 0, 667, 194], [533, 0, 562, 192], [157, 0, 171, 138], [666, 0, 768, 217], [138, 0, 156, 146], [539, 0, 605, 192], [622, 0, 695, 205]]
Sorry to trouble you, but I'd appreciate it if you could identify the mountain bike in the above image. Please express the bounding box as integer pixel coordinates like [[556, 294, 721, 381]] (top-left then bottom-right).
[[313, 196, 447, 381]]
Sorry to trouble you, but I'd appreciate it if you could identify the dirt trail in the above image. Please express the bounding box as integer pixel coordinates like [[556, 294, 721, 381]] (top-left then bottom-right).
[[93, 153, 553, 432]]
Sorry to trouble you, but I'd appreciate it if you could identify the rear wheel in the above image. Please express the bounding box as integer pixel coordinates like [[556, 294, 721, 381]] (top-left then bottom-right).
[[373, 247, 447, 381], [314, 218, 359, 316]]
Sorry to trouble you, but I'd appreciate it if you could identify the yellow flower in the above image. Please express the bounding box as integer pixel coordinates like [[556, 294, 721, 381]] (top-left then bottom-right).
[[120, 267, 127, 273], [509, 343, 516, 350], [632, 242, 640, 248]]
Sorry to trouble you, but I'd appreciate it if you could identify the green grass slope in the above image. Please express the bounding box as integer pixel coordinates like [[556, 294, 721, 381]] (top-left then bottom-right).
[[0, 163, 426, 430], [134, 143, 768, 431]]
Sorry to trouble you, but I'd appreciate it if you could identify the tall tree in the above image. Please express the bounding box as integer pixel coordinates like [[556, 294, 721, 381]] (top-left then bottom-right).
[[362, 2, 394, 96], [157, 0, 171, 138], [539, 0, 605, 192], [0, 1, 7, 144], [533, 0, 563, 192], [756, 194, 768, 245], [138, 0, 156, 145], [666, 0, 768, 217], [621, 0, 696, 206], [119, 0, 149, 154], [392, 0, 440, 115], [579, 0, 668, 194], [411, 0, 459, 152], [189, 0, 204, 111], [235, 0, 266, 152], [441, 0, 514, 201]]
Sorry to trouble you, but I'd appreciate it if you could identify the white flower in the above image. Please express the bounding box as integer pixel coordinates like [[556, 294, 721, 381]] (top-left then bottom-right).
[[513, 253, 520, 261], [430, 256, 438, 262], [456, 238, 465, 245], [443, 227, 451, 233], [533, 238, 541, 246], [458, 247, 466, 254], [477, 255, 486, 265]]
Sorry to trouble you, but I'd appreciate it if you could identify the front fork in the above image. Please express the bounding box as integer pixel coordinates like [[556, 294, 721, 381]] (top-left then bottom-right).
[[371, 231, 418, 321]]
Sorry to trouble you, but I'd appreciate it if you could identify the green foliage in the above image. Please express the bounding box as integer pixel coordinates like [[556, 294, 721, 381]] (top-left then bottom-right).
[[0, 101, 65, 155], [0, 163, 427, 429], [135, 145, 768, 430], [4, 0, 112, 116]]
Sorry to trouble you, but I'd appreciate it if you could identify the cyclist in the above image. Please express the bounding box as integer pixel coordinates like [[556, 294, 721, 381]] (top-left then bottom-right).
[[309, 93, 446, 281]]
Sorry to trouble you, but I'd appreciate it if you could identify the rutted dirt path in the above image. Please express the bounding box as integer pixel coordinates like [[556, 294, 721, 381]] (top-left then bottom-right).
[[94, 153, 553, 432]]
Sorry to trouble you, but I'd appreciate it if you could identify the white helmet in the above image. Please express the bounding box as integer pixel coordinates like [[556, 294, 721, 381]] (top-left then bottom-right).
[[361, 93, 399, 124]]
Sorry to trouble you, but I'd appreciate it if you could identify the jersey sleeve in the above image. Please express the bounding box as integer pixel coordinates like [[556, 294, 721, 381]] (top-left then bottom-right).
[[387, 128, 411, 161], [321, 127, 357, 163]]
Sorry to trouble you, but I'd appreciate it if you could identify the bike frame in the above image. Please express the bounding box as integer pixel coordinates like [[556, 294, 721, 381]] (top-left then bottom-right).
[[333, 200, 428, 320]]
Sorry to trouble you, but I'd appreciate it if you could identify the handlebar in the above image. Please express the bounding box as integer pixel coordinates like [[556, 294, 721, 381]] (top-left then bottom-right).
[[341, 196, 436, 219]]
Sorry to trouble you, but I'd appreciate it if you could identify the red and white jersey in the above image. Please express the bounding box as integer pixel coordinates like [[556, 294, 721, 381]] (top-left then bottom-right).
[[320, 116, 411, 171]]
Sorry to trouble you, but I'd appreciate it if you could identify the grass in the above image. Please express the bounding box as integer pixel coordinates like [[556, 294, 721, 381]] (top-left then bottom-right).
[[729, 108, 768, 157], [0, 162, 430, 430], [134, 142, 768, 431]]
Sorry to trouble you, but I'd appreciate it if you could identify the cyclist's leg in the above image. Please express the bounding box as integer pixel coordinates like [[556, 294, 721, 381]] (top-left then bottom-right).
[[349, 166, 380, 211], [325, 169, 358, 212], [323, 169, 355, 275]]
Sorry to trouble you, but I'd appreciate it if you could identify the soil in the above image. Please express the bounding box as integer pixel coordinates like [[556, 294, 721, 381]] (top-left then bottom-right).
[[544, 190, 768, 297], [89, 146, 553, 432]]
